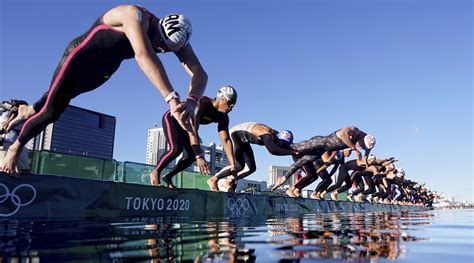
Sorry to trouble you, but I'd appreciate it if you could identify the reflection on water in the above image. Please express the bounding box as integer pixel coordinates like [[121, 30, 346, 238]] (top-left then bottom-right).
[[1, 210, 472, 262], [266, 212, 430, 261]]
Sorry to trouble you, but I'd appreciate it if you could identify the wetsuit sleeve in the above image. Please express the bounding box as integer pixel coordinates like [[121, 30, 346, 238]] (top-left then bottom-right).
[[217, 114, 229, 132], [328, 163, 339, 176], [364, 148, 372, 158], [348, 126, 361, 138], [284, 155, 320, 180], [328, 157, 344, 176], [189, 98, 207, 156], [260, 134, 294, 156], [194, 97, 210, 130]]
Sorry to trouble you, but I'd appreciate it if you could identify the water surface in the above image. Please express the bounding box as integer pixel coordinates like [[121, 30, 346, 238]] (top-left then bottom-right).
[[1, 209, 473, 262]]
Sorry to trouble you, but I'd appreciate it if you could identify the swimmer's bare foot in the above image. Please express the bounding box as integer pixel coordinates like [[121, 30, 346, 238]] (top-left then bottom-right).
[[293, 188, 301, 198], [0, 141, 22, 177], [286, 187, 296, 197], [366, 196, 374, 203], [357, 194, 366, 202], [149, 171, 162, 186], [319, 191, 327, 200], [162, 175, 176, 189], [271, 177, 287, 191], [346, 194, 353, 202], [330, 192, 339, 201], [6, 105, 35, 131], [353, 194, 361, 202], [310, 192, 321, 200], [207, 177, 219, 192]]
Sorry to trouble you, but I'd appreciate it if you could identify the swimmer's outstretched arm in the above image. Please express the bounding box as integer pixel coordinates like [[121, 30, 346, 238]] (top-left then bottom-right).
[[260, 134, 296, 156]]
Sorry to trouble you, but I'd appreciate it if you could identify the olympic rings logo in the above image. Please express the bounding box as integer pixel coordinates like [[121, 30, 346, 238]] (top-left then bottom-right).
[[0, 183, 37, 217], [227, 198, 250, 216]]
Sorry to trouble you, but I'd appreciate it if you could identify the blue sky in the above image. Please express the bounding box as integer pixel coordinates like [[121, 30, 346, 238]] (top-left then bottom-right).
[[1, 0, 472, 202]]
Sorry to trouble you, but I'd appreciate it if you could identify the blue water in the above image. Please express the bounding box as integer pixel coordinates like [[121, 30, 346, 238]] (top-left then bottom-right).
[[1, 209, 473, 262]]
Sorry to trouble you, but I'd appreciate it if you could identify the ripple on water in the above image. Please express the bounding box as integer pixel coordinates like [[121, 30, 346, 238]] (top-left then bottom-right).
[[0, 209, 473, 262]]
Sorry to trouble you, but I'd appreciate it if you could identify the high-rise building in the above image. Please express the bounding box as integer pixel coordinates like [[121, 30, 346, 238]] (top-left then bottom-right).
[[145, 126, 168, 165], [32, 105, 116, 159], [235, 178, 268, 193], [204, 142, 229, 174], [268, 165, 300, 188]]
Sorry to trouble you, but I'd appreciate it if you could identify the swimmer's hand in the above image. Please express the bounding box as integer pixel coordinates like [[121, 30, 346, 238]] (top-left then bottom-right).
[[196, 156, 211, 175], [170, 102, 193, 133], [179, 99, 197, 124]]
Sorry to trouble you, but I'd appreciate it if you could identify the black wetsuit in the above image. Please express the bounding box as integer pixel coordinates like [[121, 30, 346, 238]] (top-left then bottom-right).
[[292, 132, 347, 154], [294, 155, 346, 193], [325, 159, 366, 194], [352, 170, 375, 196], [292, 130, 369, 154], [18, 10, 161, 144], [215, 123, 292, 180], [283, 150, 324, 181], [292, 157, 322, 190], [316, 156, 346, 193], [285, 129, 369, 180], [372, 173, 386, 198], [154, 97, 228, 182], [392, 176, 406, 201], [370, 166, 391, 198]]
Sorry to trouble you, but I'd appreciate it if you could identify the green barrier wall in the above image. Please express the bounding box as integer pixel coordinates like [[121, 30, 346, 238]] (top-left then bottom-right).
[[176, 171, 211, 191], [31, 151, 117, 181], [120, 161, 157, 185], [28, 151, 345, 199], [30, 151, 213, 190]]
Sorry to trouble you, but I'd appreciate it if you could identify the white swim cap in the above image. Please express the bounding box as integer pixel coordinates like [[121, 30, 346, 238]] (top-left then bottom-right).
[[217, 86, 238, 103], [277, 130, 294, 144], [367, 154, 376, 163], [386, 163, 395, 172], [158, 14, 192, 51], [364, 134, 376, 149], [398, 168, 405, 177]]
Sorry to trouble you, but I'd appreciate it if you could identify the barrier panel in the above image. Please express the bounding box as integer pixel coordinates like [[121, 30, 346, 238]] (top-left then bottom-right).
[[30, 151, 117, 181], [30, 151, 212, 189], [0, 173, 428, 220]]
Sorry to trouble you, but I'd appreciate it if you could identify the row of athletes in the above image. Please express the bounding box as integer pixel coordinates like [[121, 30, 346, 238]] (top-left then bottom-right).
[[0, 4, 374, 184], [0, 5, 434, 207], [0, 93, 435, 207], [148, 91, 431, 206]]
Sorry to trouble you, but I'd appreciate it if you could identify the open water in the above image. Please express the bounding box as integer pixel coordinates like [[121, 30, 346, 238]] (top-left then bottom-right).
[[1, 209, 473, 262]]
